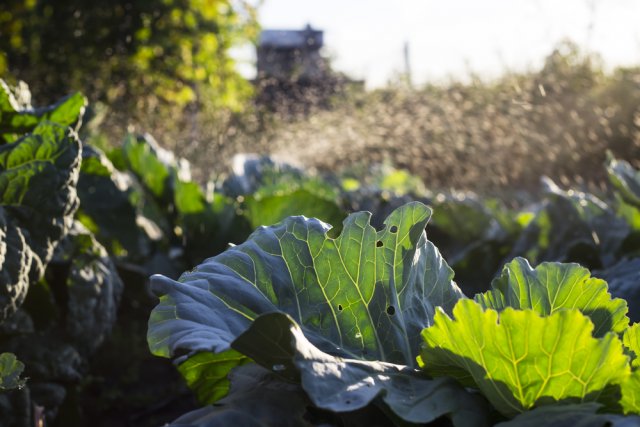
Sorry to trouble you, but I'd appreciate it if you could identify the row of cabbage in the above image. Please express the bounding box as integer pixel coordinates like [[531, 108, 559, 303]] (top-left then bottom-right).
[[2, 81, 640, 426]]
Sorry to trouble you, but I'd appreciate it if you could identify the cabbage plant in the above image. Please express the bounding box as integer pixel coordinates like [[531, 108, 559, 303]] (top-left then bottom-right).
[[148, 202, 640, 426]]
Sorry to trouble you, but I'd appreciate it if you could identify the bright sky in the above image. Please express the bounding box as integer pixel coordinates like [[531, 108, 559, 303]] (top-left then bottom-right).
[[243, 0, 640, 87]]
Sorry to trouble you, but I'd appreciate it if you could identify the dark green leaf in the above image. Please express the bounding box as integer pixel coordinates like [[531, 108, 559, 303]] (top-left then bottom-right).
[[0, 122, 81, 322], [175, 180, 251, 263], [224, 154, 346, 233], [0, 80, 86, 143], [49, 222, 123, 355], [509, 178, 629, 268], [595, 258, 640, 323], [77, 145, 152, 259], [232, 312, 489, 426], [1, 333, 83, 384], [168, 364, 313, 427], [429, 192, 502, 246], [0, 223, 122, 421], [427, 192, 520, 294], [221, 154, 309, 198]]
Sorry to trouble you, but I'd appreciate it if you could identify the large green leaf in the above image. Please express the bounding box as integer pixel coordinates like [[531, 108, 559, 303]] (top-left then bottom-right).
[[148, 202, 466, 420], [0, 122, 81, 322], [475, 258, 629, 337], [419, 299, 630, 418], [0, 80, 86, 143], [0, 352, 25, 391]]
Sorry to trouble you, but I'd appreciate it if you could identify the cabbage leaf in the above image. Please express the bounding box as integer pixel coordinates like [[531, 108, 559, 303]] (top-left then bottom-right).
[[148, 202, 480, 424]]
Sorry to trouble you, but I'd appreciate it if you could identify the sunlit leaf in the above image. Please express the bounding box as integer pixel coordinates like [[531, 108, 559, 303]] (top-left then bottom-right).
[[148, 202, 469, 422], [419, 299, 630, 417], [476, 257, 629, 337]]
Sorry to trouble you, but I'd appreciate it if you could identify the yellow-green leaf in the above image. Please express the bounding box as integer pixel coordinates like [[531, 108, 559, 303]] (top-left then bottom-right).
[[419, 299, 630, 417]]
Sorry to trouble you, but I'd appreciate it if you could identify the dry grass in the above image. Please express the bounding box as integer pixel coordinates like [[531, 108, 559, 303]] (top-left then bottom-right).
[[96, 42, 640, 197], [259, 46, 640, 195]]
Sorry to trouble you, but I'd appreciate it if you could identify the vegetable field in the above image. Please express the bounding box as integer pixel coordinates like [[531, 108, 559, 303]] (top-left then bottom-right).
[[4, 79, 640, 427]]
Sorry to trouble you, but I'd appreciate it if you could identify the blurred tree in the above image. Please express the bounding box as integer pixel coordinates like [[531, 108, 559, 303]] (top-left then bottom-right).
[[0, 0, 258, 111]]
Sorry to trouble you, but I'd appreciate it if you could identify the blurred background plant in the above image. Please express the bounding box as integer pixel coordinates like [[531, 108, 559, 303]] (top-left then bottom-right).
[[2, 2, 640, 197], [0, 0, 259, 153], [257, 41, 640, 196]]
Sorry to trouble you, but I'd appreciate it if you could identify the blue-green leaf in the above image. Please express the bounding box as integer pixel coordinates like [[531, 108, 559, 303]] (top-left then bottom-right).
[[148, 202, 467, 421]]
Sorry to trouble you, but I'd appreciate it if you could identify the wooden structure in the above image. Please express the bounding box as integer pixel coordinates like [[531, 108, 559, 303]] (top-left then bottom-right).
[[257, 24, 327, 82], [255, 24, 338, 111]]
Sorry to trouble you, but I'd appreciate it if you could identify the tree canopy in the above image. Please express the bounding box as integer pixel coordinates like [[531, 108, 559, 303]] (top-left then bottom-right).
[[0, 0, 258, 110]]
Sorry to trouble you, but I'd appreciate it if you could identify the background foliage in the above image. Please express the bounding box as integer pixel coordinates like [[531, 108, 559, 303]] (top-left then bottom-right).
[[3, 1, 640, 425], [0, 0, 258, 112]]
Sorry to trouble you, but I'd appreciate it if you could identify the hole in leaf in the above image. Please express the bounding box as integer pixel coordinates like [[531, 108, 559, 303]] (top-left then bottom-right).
[[386, 306, 396, 316], [390, 225, 398, 233], [376, 241, 383, 247], [345, 400, 351, 405], [338, 304, 343, 311]]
